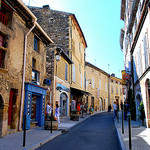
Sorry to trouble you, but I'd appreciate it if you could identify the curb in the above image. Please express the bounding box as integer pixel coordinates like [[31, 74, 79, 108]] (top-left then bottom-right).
[[23, 131, 61, 150], [114, 119, 126, 150]]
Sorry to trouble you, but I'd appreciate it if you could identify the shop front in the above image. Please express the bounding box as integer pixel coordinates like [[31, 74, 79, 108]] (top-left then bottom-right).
[[23, 82, 47, 129]]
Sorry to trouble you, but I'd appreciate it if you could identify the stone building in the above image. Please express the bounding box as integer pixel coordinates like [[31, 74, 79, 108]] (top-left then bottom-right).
[[120, 0, 150, 126], [85, 62, 124, 111], [53, 48, 73, 117], [29, 5, 87, 113], [0, 0, 52, 137]]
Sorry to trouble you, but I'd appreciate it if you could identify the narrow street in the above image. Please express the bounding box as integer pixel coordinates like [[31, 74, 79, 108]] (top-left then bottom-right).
[[36, 112, 121, 150]]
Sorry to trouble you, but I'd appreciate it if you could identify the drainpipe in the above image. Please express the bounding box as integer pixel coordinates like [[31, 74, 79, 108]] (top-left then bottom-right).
[[19, 19, 37, 130]]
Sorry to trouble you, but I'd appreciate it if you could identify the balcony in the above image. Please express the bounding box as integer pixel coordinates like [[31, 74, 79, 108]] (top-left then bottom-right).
[[0, 12, 8, 26]]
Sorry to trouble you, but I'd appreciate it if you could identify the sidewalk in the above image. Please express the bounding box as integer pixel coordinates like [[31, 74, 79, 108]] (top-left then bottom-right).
[[115, 111, 150, 150], [0, 112, 98, 150]]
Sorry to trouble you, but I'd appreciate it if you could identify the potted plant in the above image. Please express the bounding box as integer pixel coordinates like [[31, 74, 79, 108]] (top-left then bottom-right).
[[138, 101, 145, 126], [45, 116, 58, 130], [70, 110, 79, 121]]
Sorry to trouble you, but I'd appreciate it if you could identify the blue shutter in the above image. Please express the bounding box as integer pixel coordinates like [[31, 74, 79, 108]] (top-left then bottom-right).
[[65, 63, 68, 81], [34, 37, 38, 51]]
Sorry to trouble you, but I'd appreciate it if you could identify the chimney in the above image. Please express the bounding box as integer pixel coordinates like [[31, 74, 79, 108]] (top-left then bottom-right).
[[43, 5, 50, 9]]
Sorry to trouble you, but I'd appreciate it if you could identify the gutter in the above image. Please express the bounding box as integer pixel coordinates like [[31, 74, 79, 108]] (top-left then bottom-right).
[[19, 19, 37, 130]]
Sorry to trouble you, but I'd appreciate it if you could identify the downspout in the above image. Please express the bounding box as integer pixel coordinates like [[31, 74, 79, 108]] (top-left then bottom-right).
[[19, 19, 37, 130]]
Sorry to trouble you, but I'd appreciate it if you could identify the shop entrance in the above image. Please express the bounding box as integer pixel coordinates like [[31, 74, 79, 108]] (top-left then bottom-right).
[[23, 82, 47, 129], [31, 94, 41, 124], [60, 93, 68, 117]]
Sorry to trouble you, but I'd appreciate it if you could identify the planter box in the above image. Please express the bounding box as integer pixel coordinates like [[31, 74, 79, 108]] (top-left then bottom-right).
[[70, 114, 79, 121], [45, 121, 58, 130]]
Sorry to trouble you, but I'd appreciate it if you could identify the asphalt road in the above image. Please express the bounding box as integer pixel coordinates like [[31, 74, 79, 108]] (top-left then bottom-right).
[[36, 112, 121, 150]]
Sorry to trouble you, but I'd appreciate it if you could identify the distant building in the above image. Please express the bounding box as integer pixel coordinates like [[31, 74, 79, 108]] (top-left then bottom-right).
[[85, 62, 124, 111]]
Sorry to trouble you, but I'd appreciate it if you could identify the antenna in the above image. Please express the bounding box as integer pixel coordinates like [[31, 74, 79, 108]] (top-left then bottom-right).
[[28, 0, 30, 5], [94, 59, 96, 66], [108, 64, 110, 74]]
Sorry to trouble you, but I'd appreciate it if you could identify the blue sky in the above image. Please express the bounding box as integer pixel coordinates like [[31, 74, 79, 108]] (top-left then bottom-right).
[[23, 0, 124, 78]]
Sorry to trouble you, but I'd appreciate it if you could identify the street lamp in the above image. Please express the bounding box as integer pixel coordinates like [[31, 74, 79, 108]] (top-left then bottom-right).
[[55, 48, 62, 76]]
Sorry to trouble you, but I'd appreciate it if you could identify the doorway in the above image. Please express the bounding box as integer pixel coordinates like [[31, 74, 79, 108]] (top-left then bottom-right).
[[8, 89, 17, 127], [60, 93, 68, 117], [31, 94, 41, 124]]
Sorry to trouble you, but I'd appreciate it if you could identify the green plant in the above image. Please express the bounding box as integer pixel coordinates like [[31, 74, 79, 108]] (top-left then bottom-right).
[[138, 101, 145, 123]]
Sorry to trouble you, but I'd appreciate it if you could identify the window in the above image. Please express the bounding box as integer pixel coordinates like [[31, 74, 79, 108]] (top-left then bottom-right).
[[0, 34, 6, 68], [138, 46, 142, 77], [143, 34, 149, 70], [34, 36, 39, 52], [32, 69, 39, 83], [79, 64, 81, 73], [116, 87, 118, 95], [99, 80, 101, 90], [0, 49, 5, 68], [72, 65, 75, 82], [105, 83, 107, 92], [0, 1, 13, 28], [32, 58, 36, 68], [65, 63, 68, 81], [79, 43, 81, 52], [111, 86, 113, 93], [120, 88, 122, 95], [92, 78, 94, 88]]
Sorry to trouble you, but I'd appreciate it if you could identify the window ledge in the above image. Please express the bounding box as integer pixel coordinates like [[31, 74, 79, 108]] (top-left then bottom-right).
[[0, 46, 8, 51], [0, 67, 8, 73]]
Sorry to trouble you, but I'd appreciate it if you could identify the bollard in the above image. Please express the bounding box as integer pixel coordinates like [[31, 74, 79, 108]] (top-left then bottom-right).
[[51, 109, 53, 134], [122, 109, 124, 134], [117, 110, 119, 123], [128, 113, 132, 150], [23, 114, 26, 147]]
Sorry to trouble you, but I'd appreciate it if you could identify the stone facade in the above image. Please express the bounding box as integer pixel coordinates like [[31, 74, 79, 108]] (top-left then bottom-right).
[[0, 1, 52, 137], [29, 5, 87, 112]]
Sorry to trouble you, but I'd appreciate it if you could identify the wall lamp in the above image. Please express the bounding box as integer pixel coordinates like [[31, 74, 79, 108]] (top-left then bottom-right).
[[55, 48, 62, 62]]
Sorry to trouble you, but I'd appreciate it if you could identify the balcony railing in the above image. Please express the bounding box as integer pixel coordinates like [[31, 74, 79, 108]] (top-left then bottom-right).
[[0, 12, 8, 26]]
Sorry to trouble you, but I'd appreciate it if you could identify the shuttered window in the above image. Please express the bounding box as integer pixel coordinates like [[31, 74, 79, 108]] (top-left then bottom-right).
[[143, 34, 149, 70], [72, 65, 75, 82], [65, 63, 68, 81]]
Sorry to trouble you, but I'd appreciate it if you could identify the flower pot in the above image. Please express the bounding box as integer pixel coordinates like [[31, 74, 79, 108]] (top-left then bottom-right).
[[45, 121, 58, 130], [70, 114, 79, 121]]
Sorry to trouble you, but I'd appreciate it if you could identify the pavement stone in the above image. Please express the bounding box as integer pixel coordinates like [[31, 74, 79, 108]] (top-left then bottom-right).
[[115, 111, 150, 150]]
